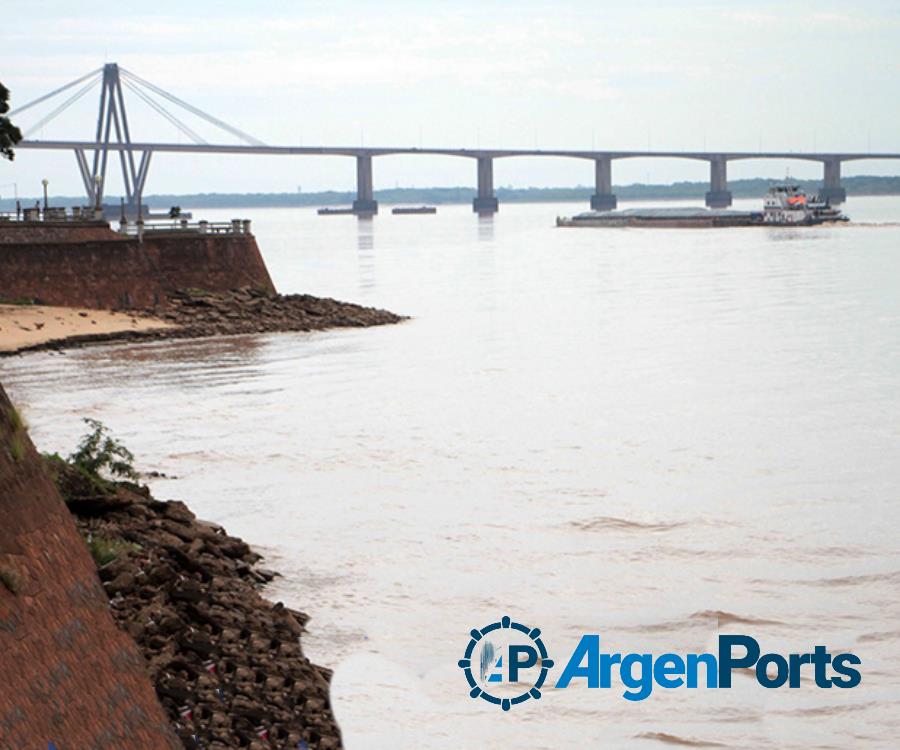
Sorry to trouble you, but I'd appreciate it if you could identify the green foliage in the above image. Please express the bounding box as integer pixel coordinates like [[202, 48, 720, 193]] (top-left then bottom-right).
[[5, 405, 27, 462], [7, 404, 25, 432], [43, 450, 115, 503], [0, 81, 23, 162], [0, 567, 20, 595], [10, 434, 25, 462], [86, 534, 140, 567], [68, 418, 138, 482], [0, 295, 37, 306]]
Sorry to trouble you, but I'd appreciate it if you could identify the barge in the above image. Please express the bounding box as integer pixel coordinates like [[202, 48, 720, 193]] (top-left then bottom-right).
[[317, 207, 355, 216], [557, 185, 849, 228], [391, 206, 437, 215]]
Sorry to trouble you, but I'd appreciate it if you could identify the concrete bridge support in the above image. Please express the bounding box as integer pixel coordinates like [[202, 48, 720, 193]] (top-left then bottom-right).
[[590, 156, 617, 210], [353, 154, 378, 215], [705, 157, 732, 208], [473, 157, 499, 214], [821, 159, 846, 204]]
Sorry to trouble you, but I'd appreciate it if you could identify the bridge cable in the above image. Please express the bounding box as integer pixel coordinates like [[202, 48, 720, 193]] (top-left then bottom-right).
[[119, 67, 265, 146], [23, 74, 102, 138], [121, 79, 208, 145], [8, 68, 103, 117]]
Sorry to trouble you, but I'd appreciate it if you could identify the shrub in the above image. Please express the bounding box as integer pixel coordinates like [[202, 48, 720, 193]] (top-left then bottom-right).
[[68, 418, 138, 482], [86, 534, 140, 567]]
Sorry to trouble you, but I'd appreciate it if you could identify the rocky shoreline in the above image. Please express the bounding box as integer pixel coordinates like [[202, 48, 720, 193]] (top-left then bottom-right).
[[3, 287, 405, 356], [49, 456, 343, 749]]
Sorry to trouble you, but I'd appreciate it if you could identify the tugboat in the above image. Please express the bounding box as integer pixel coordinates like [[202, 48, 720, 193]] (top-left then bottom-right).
[[763, 184, 848, 225]]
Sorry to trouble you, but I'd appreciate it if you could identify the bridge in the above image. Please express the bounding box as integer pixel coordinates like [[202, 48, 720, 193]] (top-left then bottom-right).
[[11, 63, 900, 216]]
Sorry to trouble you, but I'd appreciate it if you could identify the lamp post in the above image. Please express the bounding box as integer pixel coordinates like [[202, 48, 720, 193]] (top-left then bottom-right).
[[93, 175, 103, 213], [41, 179, 49, 211]]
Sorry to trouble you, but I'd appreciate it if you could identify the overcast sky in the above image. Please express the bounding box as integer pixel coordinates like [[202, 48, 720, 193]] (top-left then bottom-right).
[[2, 0, 899, 198]]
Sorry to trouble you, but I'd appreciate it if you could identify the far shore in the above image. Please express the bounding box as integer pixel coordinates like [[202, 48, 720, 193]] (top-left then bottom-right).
[[3, 175, 898, 213]]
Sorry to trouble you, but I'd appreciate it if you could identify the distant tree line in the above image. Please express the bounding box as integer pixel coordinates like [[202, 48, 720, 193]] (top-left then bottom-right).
[[5, 175, 900, 210]]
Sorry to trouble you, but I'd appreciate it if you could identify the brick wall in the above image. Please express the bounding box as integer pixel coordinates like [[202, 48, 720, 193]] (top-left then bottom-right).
[[0, 383, 180, 750], [0, 226, 276, 309]]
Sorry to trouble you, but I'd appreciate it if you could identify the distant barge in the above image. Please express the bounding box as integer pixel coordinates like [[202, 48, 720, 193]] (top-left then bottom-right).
[[317, 207, 355, 216], [558, 207, 760, 228], [557, 185, 849, 228], [391, 206, 437, 215]]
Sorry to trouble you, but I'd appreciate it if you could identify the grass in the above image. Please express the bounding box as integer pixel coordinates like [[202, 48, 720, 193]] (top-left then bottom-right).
[[5, 405, 28, 463], [86, 535, 140, 567], [0, 295, 37, 306], [10, 435, 25, 462], [6, 404, 26, 433], [0, 568, 20, 595]]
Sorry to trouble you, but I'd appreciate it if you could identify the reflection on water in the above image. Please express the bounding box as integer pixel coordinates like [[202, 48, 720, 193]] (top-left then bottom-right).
[[477, 213, 494, 242], [356, 219, 376, 291], [356, 216, 374, 252], [2, 198, 900, 750]]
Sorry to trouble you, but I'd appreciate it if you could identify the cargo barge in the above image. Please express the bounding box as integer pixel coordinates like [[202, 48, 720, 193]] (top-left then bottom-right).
[[317, 207, 355, 215], [557, 185, 849, 228], [391, 206, 437, 215]]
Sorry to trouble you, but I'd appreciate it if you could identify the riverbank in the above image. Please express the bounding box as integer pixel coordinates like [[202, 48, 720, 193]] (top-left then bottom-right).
[[48, 451, 343, 749], [0, 303, 175, 353], [0, 288, 405, 356]]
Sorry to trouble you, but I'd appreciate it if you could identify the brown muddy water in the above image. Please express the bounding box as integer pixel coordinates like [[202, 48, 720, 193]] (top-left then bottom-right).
[[2, 198, 899, 748]]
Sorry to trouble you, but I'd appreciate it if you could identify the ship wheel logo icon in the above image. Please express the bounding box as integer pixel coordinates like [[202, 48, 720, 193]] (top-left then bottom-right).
[[458, 615, 553, 711]]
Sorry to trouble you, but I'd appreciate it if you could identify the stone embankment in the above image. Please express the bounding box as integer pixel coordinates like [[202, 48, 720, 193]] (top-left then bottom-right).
[[158, 288, 403, 337], [52, 458, 343, 749]]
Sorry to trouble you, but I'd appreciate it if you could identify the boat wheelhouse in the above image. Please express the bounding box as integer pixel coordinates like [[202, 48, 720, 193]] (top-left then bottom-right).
[[763, 184, 847, 225]]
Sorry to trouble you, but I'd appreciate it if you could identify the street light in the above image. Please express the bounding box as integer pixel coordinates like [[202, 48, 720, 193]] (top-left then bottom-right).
[[93, 175, 103, 213], [41, 178, 49, 211]]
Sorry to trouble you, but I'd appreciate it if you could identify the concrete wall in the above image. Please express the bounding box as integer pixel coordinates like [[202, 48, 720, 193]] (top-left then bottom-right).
[[0, 225, 276, 309], [0, 383, 179, 749]]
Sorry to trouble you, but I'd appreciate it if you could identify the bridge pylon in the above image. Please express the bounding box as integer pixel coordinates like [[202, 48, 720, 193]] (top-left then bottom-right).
[[10, 63, 264, 216], [79, 63, 150, 213]]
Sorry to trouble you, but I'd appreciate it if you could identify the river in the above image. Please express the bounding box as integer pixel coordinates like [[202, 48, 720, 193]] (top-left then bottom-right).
[[2, 197, 899, 748]]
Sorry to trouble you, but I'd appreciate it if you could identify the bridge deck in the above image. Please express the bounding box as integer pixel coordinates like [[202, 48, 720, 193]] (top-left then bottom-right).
[[16, 141, 900, 162]]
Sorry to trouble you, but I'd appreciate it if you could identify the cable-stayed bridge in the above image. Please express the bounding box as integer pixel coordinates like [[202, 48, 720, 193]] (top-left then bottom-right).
[[11, 63, 900, 215]]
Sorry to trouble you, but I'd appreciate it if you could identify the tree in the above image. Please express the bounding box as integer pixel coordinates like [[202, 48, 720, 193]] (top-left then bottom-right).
[[0, 81, 23, 161]]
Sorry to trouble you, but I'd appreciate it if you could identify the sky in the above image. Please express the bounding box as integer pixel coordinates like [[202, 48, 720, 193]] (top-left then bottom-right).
[[2, 0, 900, 199]]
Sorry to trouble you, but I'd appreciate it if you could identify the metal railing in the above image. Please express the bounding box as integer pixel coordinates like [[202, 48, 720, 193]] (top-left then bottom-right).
[[0, 206, 105, 222], [117, 218, 252, 236], [0, 208, 252, 237]]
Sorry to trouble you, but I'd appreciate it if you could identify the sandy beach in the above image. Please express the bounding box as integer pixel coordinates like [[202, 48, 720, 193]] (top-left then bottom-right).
[[0, 304, 176, 354]]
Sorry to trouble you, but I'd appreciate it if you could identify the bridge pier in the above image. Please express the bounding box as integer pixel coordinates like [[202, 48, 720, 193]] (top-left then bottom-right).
[[821, 159, 846, 205], [352, 154, 378, 215], [590, 156, 617, 210], [705, 157, 732, 208], [472, 157, 499, 214]]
